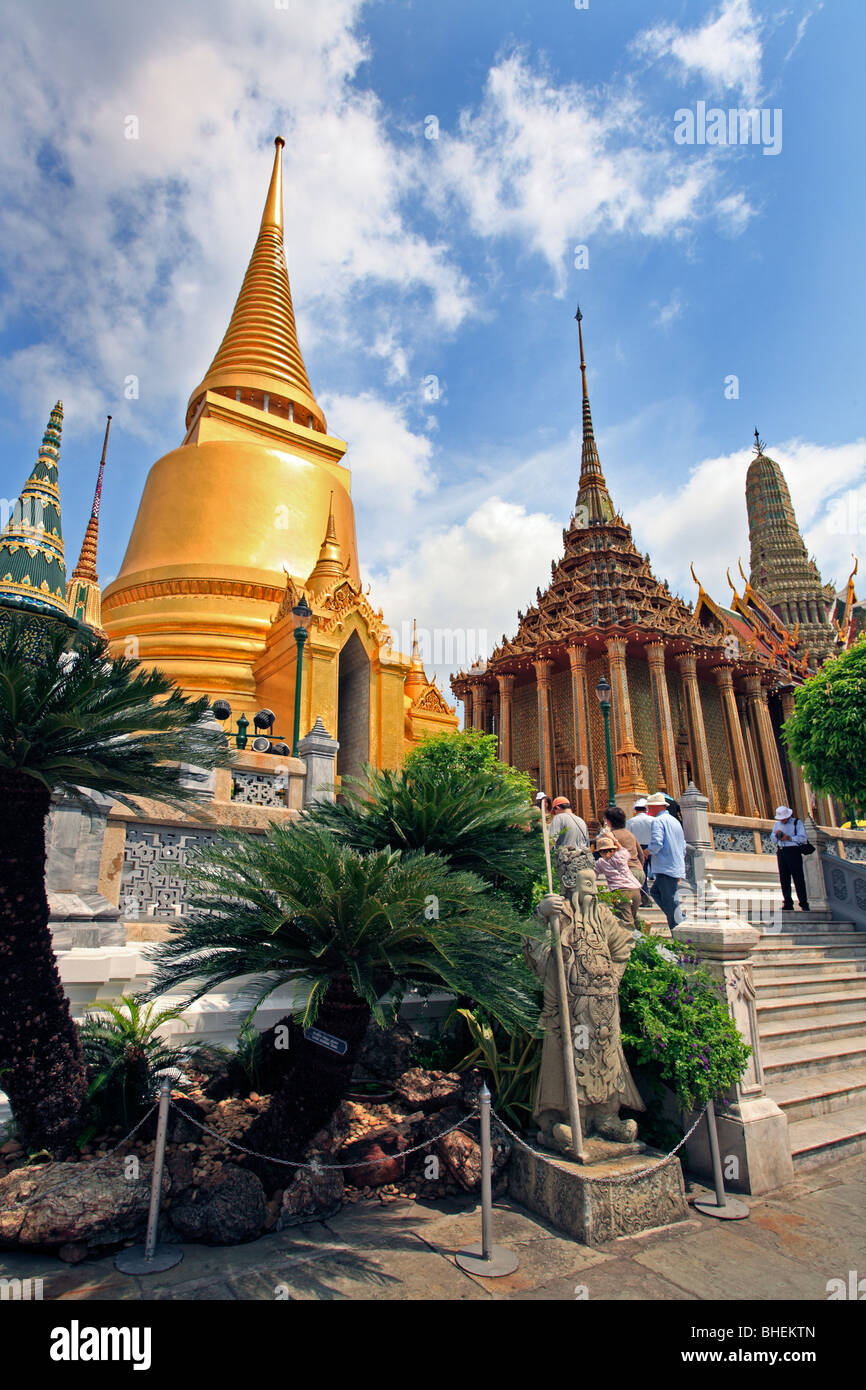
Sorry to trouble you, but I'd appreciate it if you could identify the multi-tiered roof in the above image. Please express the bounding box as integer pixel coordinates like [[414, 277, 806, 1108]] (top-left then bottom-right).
[[485, 310, 715, 672]]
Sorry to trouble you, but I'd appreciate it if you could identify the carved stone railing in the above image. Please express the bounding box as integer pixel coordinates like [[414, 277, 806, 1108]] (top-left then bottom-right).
[[822, 851, 866, 929], [672, 917, 793, 1195]]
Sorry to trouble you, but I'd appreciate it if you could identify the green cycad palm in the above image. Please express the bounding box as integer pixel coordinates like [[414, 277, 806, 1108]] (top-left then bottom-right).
[[310, 762, 544, 911], [146, 820, 540, 1171], [0, 616, 230, 1152]]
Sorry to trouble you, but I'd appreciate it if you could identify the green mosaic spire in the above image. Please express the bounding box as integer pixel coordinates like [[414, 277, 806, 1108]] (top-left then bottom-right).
[[0, 401, 71, 618]]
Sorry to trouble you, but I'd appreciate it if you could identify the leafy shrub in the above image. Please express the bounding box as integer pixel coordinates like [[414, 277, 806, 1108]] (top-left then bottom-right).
[[619, 936, 751, 1112], [78, 996, 191, 1137], [452, 1005, 541, 1129]]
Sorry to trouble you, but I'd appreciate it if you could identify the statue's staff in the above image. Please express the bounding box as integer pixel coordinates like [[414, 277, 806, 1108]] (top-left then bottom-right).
[[536, 792, 586, 1162]]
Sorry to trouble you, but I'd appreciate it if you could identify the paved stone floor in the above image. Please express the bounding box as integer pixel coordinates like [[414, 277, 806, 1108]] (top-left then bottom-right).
[[2, 1153, 864, 1301]]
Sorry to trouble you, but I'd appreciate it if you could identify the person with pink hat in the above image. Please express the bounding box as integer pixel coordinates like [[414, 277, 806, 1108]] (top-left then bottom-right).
[[594, 830, 641, 926]]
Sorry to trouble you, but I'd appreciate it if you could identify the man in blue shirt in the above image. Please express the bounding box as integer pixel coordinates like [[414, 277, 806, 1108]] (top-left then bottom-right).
[[646, 792, 686, 929], [770, 805, 810, 912]]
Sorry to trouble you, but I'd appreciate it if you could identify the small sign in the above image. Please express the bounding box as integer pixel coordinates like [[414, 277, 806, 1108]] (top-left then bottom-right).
[[303, 1027, 347, 1056]]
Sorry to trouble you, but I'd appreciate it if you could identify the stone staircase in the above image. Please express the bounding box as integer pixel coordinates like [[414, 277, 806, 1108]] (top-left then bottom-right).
[[752, 914, 866, 1170]]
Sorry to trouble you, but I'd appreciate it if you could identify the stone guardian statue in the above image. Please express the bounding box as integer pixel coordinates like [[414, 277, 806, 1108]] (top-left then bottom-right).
[[524, 848, 644, 1152]]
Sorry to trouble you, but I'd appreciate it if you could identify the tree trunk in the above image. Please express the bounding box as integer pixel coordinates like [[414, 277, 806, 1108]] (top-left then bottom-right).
[[241, 973, 371, 1191], [0, 773, 87, 1150]]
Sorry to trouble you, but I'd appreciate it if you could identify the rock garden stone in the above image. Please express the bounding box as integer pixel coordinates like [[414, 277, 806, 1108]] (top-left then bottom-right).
[[277, 1151, 343, 1227], [394, 1067, 462, 1112], [169, 1163, 266, 1245], [0, 1156, 160, 1251]]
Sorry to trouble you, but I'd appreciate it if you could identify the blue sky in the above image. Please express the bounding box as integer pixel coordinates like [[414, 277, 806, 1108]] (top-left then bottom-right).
[[0, 0, 863, 691]]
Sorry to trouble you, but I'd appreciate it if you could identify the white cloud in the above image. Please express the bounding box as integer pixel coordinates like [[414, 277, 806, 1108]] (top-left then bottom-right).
[[321, 389, 438, 564], [0, 0, 473, 439], [425, 49, 756, 291], [367, 495, 563, 689], [784, 5, 823, 65], [654, 293, 686, 329], [635, 0, 763, 104], [638, 437, 866, 605]]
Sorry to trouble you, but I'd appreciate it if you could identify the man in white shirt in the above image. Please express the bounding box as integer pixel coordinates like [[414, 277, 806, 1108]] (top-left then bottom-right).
[[627, 798, 654, 878], [646, 792, 687, 929], [770, 805, 810, 912]]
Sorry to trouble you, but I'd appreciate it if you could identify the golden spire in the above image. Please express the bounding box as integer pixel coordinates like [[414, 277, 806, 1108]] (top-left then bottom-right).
[[306, 493, 344, 594], [71, 415, 111, 582], [573, 306, 615, 525], [404, 617, 428, 699], [186, 137, 326, 432]]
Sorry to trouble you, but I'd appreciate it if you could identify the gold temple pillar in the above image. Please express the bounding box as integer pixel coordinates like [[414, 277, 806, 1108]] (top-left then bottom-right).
[[677, 652, 715, 808], [497, 673, 514, 765], [645, 641, 678, 795], [455, 681, 473, 731], [606, 638, 647, 797], [743, 676, 787, 816], [469, 679, 484, 731], [715, 666, 759, 817], [533, 658, 557, 799], [780, 689, 810, 822], [567, 643, 594, 821]]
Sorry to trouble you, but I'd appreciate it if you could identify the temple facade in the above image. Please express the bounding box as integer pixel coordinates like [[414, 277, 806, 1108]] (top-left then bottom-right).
[[450, 313, 857, 824], [101, 138, 455, 772]]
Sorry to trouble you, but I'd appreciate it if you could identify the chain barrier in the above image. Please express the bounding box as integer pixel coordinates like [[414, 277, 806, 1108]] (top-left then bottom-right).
[[5, 1093, 708, 1214], [490, 1104, 708, 1185], [12, 1103, 159, 1211], [166, 1098, 481, 1171]]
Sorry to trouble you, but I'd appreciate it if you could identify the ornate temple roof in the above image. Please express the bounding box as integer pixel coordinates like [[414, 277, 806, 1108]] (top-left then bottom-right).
[[0, 401, 71, 620], [186, 138, 325, 433], [460, 310, 717, 678], [692, 562, 809, 680], [831, 558, 866, 649]]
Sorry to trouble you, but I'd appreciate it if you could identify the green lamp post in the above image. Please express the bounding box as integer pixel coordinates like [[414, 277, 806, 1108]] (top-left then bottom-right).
[[291, 596, 314, 755], [595, 675, 616, 805]]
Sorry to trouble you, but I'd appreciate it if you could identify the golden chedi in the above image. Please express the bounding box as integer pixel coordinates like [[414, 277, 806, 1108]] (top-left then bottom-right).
[[103, 139, 455, 774]]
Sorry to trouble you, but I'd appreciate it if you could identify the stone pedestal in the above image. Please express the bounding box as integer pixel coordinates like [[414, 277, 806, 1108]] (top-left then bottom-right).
[[298, 716, 340, 806], [46, 794, 124, 949], [672, 919, 794, 1194], [509, 1144, 689, 1245], [801, 816, 830, 912]]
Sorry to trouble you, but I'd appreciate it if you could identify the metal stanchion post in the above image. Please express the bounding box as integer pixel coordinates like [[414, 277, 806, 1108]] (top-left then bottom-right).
[[116, 1077, 184, 1274], [456, 1083, 519, 1277], [692, 1098, 749, 1220]]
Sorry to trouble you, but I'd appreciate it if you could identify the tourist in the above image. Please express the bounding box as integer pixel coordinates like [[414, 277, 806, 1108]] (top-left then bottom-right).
[[646, 792, 686, 930], [594, 830, 641, 926], [627, 797, 654, 881], [548, 796, 590, 850], [603, 805, 646, 886], [771, 805, 811, 912]]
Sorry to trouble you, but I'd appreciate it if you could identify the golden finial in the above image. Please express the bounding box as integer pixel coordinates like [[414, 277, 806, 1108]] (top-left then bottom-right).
[[575, 304, 588, 400], [261, 136, 285, 233]]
